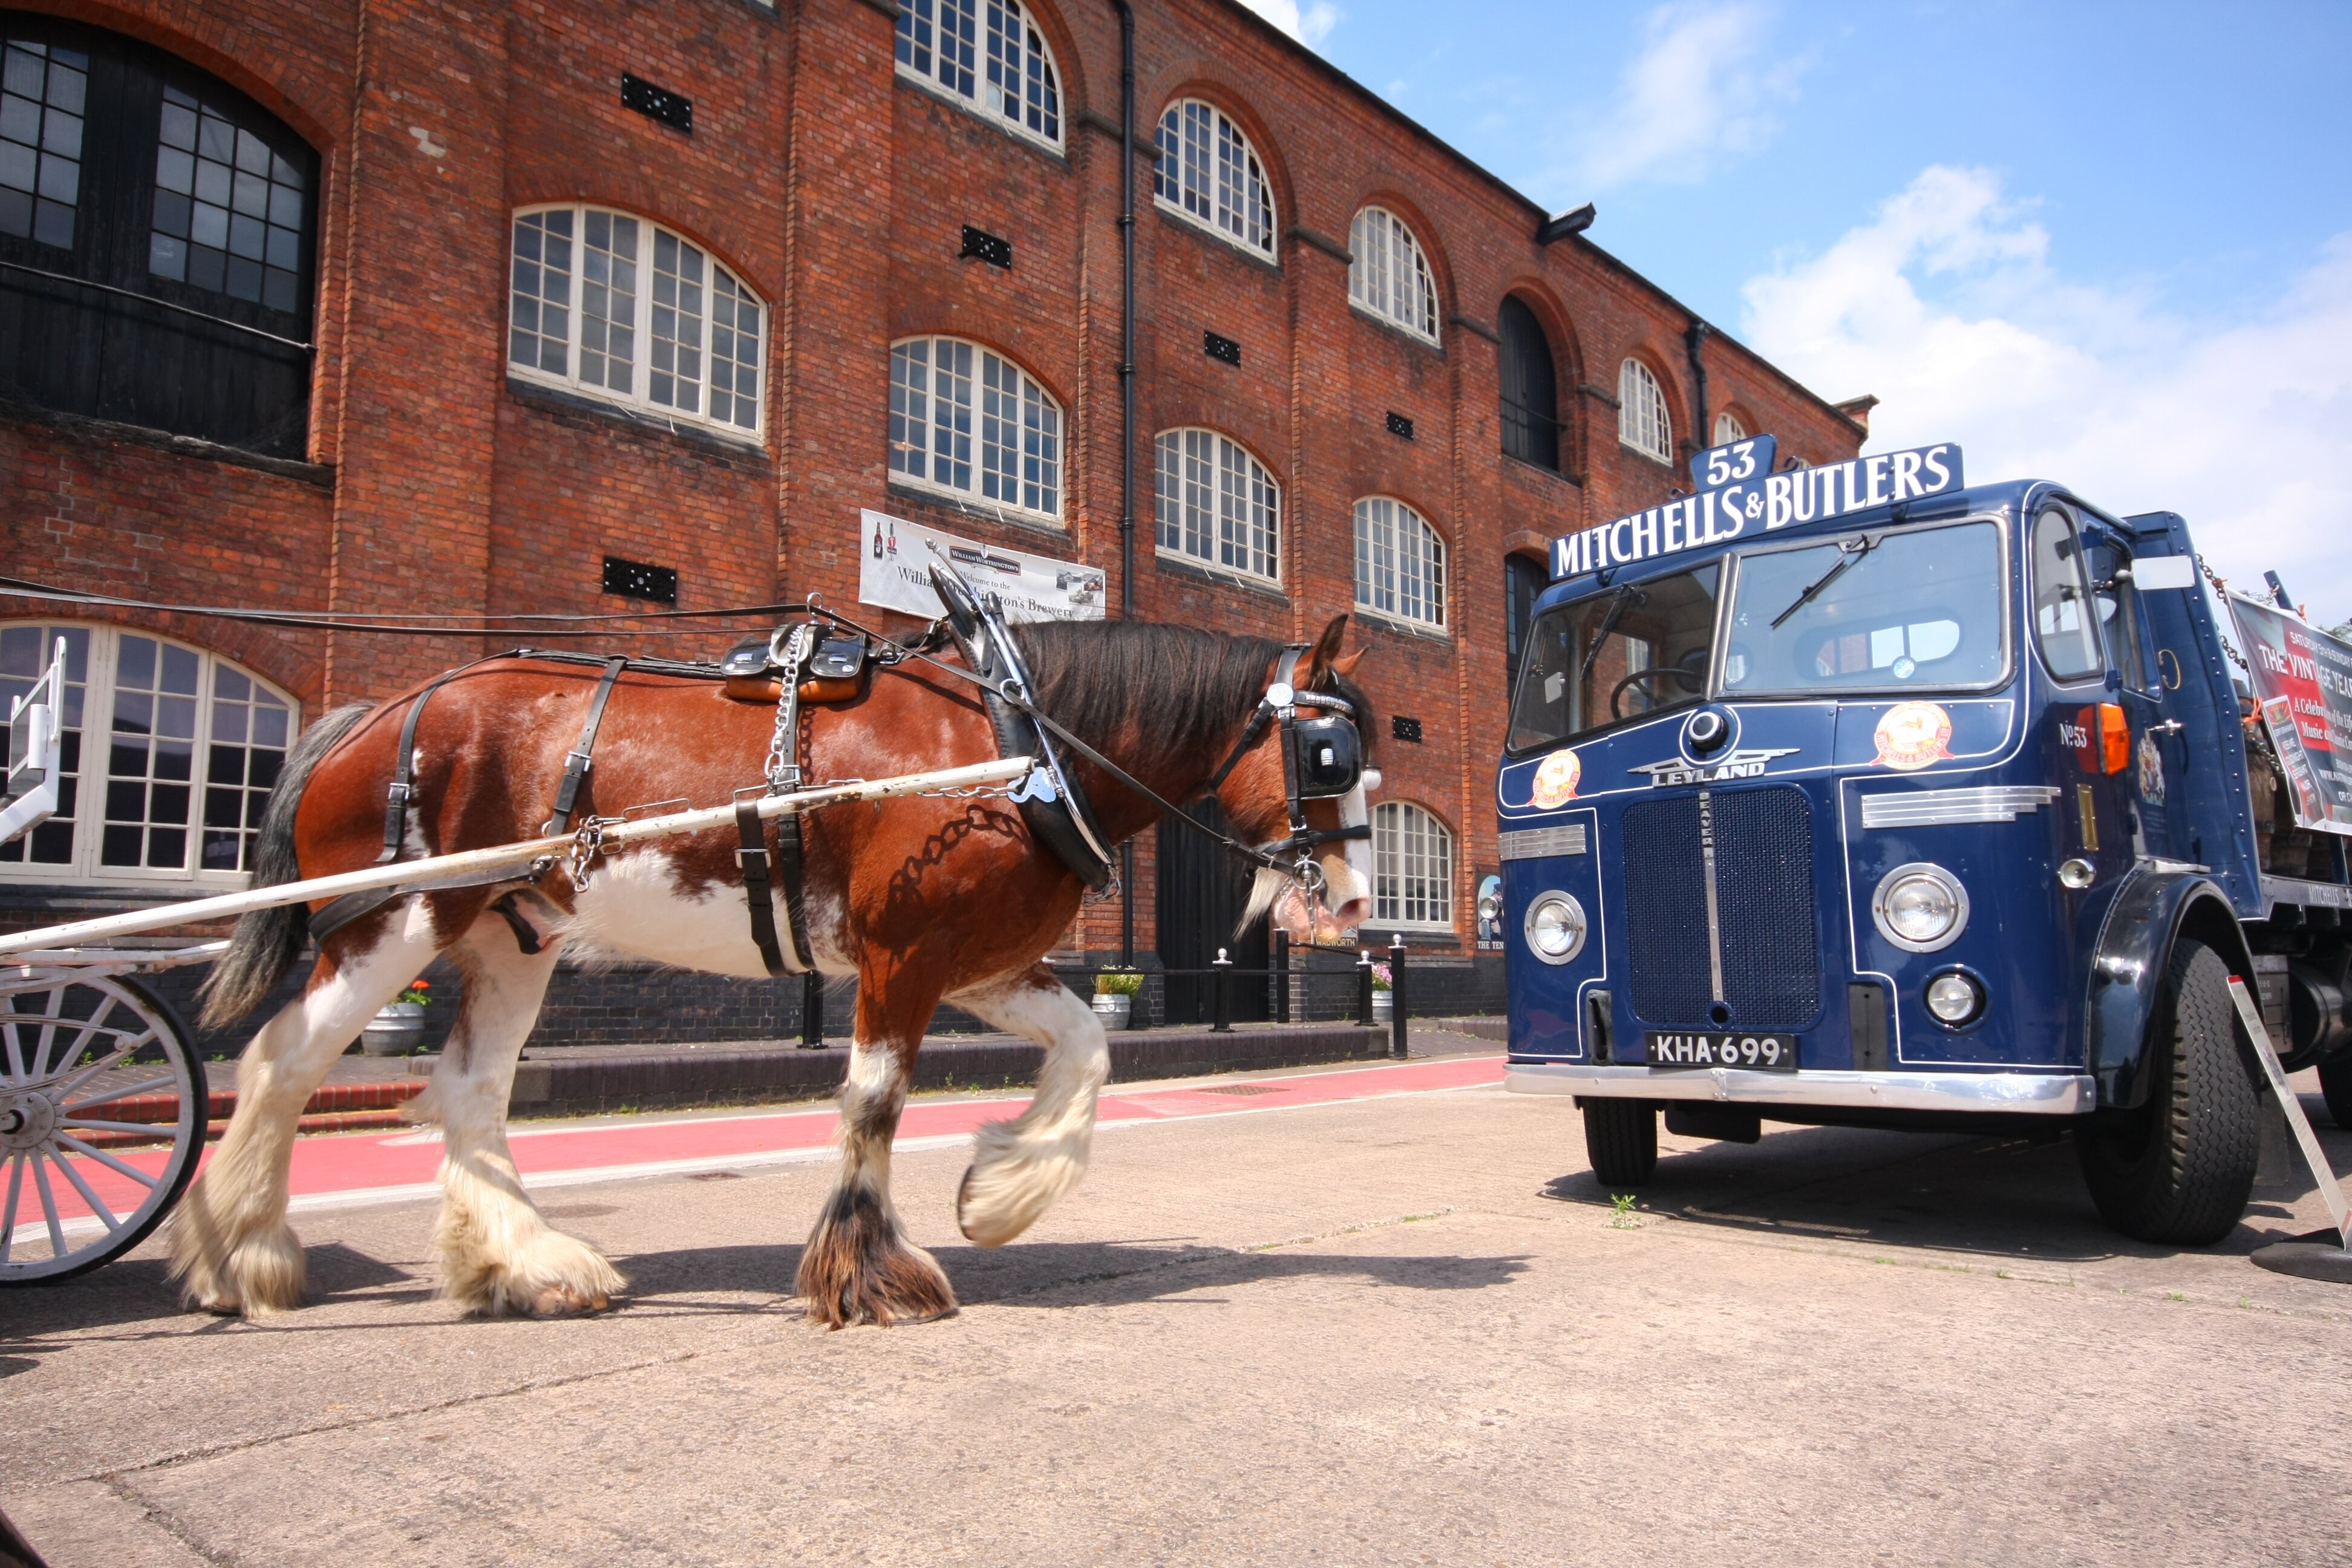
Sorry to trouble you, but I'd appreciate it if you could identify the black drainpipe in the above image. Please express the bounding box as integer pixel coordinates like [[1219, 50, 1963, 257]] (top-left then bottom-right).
[[1112, 0, 1137, 966], [1684, 319, 1710, 456]]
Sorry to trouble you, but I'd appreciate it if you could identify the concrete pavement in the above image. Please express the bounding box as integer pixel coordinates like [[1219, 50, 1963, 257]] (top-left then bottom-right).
[[5, 1054, 2348, 1567]]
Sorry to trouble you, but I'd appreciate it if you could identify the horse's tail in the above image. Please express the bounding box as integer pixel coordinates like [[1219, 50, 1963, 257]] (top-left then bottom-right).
[[195, 702, 374, 1030]]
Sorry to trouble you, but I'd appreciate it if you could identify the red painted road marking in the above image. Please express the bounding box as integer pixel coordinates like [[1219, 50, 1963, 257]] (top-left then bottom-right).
[[21, 1056, 1504, 1236]]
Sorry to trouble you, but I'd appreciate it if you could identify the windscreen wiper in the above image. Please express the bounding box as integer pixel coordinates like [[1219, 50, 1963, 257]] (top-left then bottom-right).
[[1771, 534, 1880, 629], [1578, 584, 1645, 685]]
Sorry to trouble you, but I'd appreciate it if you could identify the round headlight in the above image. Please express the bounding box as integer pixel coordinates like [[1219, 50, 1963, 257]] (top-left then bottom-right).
[[1870, 863, 1969, 953], [1924, 970, 1982, 1025], [1523, 892, 1587, 965]]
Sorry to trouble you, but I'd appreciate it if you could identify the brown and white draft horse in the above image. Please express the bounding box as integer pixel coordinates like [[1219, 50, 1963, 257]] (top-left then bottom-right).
[[171, 615, 1374, 1325]]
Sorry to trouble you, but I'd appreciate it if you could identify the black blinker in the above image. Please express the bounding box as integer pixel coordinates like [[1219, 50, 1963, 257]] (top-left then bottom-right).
[[1289, 716, 1362, 799]]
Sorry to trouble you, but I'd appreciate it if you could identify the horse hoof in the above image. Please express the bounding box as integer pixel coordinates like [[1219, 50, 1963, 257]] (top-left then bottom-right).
[[528, 1283, 610, 1318], [955, 1166, 979, 1241]]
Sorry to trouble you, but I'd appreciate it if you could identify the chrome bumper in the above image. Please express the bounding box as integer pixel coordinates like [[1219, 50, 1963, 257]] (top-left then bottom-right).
[[1504, 1062, 2094, 1116]]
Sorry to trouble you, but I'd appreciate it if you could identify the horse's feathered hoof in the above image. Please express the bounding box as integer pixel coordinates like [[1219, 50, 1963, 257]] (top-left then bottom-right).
[[798, 1182, 958, 1328], [528, 1282, 611, 1318]]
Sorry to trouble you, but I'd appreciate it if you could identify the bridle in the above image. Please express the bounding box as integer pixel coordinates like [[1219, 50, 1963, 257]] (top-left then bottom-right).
[[799, 596, 1370, 909]]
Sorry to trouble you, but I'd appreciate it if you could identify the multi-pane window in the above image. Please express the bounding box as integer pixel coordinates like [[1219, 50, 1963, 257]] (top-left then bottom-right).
[[895, 0, 1062, 146], [0, 624, 294, 885], [1154, 100, 1274, 257], [1155, 429, 1280, 583], [890, 336, 1062, 520], [1354, 497, 1447, 631], [1498, 295, 1558, 470], [1713, 410, 1746, 445], [1348, 206, 1437, 343], [1374, 802, 1453, 929], [0, 37, 85, 248], [507, 206, 764, 439], [1619, 358, 1674, 462], [149, 84, 306, 312]]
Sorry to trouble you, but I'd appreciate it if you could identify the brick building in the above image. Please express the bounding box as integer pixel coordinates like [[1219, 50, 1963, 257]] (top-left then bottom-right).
[[0, 0, 1864, 1032]]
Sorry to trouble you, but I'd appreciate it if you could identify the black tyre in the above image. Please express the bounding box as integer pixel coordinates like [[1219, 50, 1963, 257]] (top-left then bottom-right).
[[2074, 938, 2260, 1246], [1582, 1098, 1658, 1187], [2319, 1053, 2352, 1131], [1, 973, 208, 1285]]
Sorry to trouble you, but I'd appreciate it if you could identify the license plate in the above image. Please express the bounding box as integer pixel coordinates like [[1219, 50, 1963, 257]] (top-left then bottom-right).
[[1644, 1030, 1798, 1071]]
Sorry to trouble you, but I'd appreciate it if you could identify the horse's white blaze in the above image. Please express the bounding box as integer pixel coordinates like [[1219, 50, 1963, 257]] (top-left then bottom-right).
[[168, 922, 438, 1313], [952, 976, 1109, 1248]]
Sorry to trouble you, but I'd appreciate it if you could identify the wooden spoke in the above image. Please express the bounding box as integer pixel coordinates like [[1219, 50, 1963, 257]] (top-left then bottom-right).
[[56, 1116, 175, 1136], [47, 1148, 121, 1235], [0, 1154, 22, 1264], [59, 1068, 177, 1112], [53, 1133, 162, 1189], [41, 994, 122, 1081], [31, 1151, 67, 1259]]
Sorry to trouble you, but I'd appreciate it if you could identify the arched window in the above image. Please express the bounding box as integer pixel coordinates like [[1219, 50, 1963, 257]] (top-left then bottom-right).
[[1373, 802, 1453, 929], [1153, 100, 1274, 258], [895, 0, 1062, 147], [1498, 296, 1558, 469], [1714, 410, 1746, 444], [890, 336, 1062, 520], [1154, 428, 1280, 583], [0, 622, 298, 886], [1348, 206, 1437, 343], [508, 206, 765, 439], [1353, 497, 1446, 631], [1618, 357, 1673, 462], [0, 16, 318, 457]]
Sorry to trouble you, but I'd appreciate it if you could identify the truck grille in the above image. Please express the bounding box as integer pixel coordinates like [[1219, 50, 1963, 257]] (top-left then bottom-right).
[[1622, 785, 1821, 1027]]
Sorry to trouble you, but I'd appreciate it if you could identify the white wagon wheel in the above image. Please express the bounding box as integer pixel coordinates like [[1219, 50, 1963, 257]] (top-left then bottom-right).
[[0, 969, 207, 1285]]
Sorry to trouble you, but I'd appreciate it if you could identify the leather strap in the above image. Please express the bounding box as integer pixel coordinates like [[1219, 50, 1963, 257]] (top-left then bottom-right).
[[776, 812, 815, 970], [736, 799, 788, 978], [377, 666, 466, 865], [544, 656, 627, 835]]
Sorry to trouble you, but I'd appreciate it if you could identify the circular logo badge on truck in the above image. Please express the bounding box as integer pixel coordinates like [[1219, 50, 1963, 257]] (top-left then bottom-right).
[[1873, 701, 1954, 771], [1531, 749, 1582, 807]]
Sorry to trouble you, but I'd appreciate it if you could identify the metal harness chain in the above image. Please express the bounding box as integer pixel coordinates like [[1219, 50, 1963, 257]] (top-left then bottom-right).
[[763, 622, 817, 792]]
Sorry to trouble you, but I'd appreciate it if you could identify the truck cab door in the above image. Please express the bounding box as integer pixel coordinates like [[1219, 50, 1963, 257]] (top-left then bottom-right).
[[2089, 534, 2190, 862]]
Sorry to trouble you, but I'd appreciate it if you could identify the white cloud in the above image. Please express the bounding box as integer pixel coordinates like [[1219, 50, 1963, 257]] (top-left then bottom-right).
[[1569, 2, 1805, 189], [1742, 165, 2352, 624], [1238, 0, 1341, 48]]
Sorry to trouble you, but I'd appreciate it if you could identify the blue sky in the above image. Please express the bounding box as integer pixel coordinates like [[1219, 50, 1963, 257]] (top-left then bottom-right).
[[1242, 0, 2352, 624]]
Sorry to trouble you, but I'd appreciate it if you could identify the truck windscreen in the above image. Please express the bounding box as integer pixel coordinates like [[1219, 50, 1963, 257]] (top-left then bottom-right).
[[1509, 563, 1719, 752], [1721, 520, 2007, 697]]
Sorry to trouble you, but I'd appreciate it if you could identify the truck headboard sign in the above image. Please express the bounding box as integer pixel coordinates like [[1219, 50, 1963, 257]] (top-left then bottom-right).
[[1550, 440, 1966, 581], [2227, 594, 2352, 835]]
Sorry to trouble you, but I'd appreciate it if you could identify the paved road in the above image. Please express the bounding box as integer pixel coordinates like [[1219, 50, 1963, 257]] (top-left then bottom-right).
[[6, 1053, 2349, 1567]]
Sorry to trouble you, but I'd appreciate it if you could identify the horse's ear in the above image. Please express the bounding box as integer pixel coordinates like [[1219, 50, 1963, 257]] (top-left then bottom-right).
[[1302, 615, 1350, 689], [1330, 647, 1367, 678]]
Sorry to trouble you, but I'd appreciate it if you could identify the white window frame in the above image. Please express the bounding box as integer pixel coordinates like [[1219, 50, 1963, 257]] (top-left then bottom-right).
[[1154, 428, 1282, 585], [1713, 410, 1746, 445], [1348, 206, 1438, 344], [1153, 99, 1275, 259], [0, 621, 299, 890], [893, 0, 1065, 151], [1619, 357, 1674, 462], [506, 204, 766, 443], [1373, 801, 1454, 931], [1353, 496, 1447, 632], [889, 335, 1065, 524]]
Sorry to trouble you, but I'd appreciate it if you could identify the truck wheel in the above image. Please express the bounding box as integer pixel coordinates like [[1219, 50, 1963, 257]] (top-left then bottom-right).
[[2320, 1054, 2352, 1131], [1583, 1099, 1657, 1187], [2074, 938, 2260, 1246]]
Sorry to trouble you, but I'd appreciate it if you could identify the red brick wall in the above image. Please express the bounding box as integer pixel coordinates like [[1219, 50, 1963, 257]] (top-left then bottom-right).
[[0, 0, 1864, 959]]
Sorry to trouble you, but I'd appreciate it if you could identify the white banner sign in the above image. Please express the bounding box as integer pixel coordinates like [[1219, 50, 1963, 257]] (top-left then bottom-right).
[[856, 509, 1107, 623]]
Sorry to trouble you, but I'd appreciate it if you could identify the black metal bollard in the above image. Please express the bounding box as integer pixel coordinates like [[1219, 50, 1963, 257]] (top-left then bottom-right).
[[800, 967, 825, 1048], [1388, 933, 1409, 1059], [1212, 948, 1234, 1033], [1356, 947, 1374, 1028], [1272, 928, 1290, 1024]]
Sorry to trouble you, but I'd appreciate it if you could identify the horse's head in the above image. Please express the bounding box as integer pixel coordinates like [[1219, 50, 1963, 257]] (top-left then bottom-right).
[[1210, 615, 1377, 947]]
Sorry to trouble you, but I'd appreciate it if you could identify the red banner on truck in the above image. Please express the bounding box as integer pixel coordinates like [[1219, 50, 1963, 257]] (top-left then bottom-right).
[[2227, 595, 2352, 835]]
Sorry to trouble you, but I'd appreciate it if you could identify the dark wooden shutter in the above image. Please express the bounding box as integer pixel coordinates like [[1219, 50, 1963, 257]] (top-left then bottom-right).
[[1498, 295, 1558, 471], [0, 11, 315, 457]]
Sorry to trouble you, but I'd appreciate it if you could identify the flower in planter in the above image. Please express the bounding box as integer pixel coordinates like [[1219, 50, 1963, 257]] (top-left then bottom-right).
[[1370, 962, 1393, 992], [1093, 970, 1145, 996], [397, 979, 431, 1007]]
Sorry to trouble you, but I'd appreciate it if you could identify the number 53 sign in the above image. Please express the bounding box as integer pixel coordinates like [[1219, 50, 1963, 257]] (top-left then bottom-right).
[[1693, 433, 1779, 494]]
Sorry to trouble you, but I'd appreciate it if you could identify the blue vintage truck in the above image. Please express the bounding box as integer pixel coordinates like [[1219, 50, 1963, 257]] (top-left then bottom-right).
[[1497, 435, 2351, 1244]]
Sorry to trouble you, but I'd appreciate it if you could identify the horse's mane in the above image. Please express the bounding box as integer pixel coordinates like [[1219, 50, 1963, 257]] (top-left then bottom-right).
[[1016, 619, 1374, 783]]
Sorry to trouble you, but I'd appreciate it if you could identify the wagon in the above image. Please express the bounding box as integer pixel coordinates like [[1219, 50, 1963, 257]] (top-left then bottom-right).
[[0, 636, 1031, 1284]]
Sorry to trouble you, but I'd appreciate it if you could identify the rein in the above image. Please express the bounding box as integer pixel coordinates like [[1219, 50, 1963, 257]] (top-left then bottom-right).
[[798, 596, 1368, 896]]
